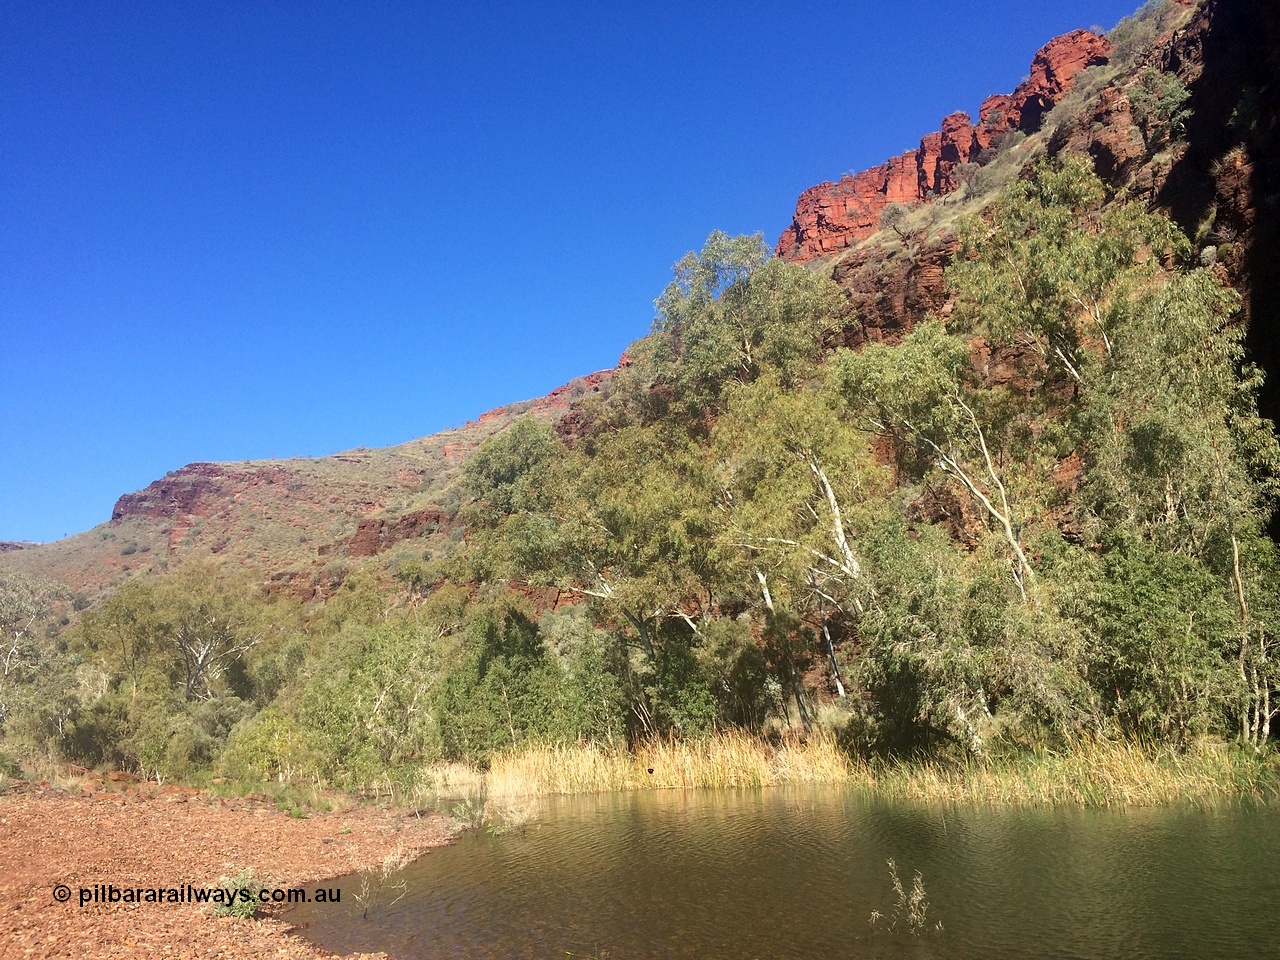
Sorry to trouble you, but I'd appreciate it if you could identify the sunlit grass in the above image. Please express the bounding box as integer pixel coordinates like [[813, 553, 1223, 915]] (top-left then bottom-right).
[[850, 740, 1280, 808], [633, 730, 851, 790], [417, 734, 1280, 807], [487, 742, 635, 796], [433, 730, 855, 798]]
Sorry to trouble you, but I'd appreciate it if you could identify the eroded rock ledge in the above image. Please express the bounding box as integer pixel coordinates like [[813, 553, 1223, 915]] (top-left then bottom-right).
[[777, 30, 1112, 262]]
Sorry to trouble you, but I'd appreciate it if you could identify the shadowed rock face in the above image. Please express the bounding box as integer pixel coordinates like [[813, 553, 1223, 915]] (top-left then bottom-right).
[[342, 509, 451, 558], [776, 30, 1112, 263], [1048, 84, 1146, 187], [1153, 0, 1280, 425]]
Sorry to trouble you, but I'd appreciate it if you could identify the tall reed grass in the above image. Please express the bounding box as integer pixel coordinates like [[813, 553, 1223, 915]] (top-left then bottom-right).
[[850, 740, 1280, 808], [417, 733, 1280, 807], [484, 730, 852, 797]]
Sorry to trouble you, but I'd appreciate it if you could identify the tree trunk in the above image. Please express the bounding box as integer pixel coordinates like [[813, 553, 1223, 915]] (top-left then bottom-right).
[[820, 601, 846, 698], [789, 660, 812, 732]]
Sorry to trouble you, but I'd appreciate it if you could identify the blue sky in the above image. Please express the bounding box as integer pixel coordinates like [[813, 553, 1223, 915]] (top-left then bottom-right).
[[1, 0, 1144, 543]]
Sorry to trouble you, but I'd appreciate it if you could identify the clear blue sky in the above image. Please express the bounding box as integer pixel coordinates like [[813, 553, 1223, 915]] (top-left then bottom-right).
[[2, 0, 1144, 543]]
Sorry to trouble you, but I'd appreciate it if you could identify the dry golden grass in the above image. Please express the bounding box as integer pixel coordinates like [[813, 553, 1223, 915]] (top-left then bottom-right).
[[419, 734, 1280, 808], [633, 730, 851, 790], [429, 731, 855, 798], [850, 740, 1280, 808], [487, 742, 635, 796]]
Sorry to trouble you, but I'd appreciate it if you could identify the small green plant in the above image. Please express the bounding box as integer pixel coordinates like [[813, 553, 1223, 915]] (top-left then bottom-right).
[[1230, 87, 1260, 136], [0, 751, 21, 779], [212, 870, 258, 919]]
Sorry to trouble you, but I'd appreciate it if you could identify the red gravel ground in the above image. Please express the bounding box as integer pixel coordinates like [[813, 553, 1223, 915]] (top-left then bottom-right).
[[0, 782, 453, 960]]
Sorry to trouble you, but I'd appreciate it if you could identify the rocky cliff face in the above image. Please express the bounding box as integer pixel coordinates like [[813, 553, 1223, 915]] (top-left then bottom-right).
[[776, 30, 1112, 262], [782, 0, 1280, 416], [111, 463, 287, 524], [8, 365, 623, 596]]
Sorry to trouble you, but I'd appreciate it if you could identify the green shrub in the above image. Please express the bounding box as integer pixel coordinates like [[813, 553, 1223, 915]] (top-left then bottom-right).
[[298, 619, 449, 784], [211, 871, 258, 920], [1108, 0, 1173, 68], [0, 750, 21, 778], [436, 607, 617, 761], [220, 707, 318, 782], [1129, 68, 1191, 151], [1081, 537, 1237, 743]]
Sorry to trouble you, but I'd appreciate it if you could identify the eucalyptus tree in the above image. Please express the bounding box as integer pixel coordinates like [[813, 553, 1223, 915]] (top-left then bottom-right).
[[834, 322, 1045, 601], [1075, 269, 1280, 744], [464, 415, 726, 733], [947, 155, 1185, 388], [0, 573, 62, 691], [0, 572, 64, 734], [639, 230, 842, 415], [937, 156, 1280, 744], [78, 563, 267, 702], [713, 374, 886, 720], [466, 417, 718, 660]]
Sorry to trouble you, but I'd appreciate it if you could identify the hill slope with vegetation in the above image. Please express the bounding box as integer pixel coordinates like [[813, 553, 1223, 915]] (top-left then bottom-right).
[[3, 0, 1280, 798]]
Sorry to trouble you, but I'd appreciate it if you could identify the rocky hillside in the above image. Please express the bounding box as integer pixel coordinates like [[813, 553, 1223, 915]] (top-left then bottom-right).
[[776, 28, 1113, 262], [779, 0, 1279, 412], [0, 370, 616, 596], [4, 0, 1276, 598]]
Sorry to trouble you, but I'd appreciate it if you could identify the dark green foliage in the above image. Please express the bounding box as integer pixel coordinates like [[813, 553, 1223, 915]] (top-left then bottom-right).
[[1129, 68, 1191, 152], [1230, 88, 1261, 137], [694, 616, 774, 731], [436, 604, 625, 762], [463, 416, 563, 515], [648, 629, 718, 736], [1083, 537, 1238, 741]]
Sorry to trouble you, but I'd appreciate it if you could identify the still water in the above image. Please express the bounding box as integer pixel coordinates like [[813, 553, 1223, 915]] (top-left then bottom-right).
[[288, 788, 1280, 959]]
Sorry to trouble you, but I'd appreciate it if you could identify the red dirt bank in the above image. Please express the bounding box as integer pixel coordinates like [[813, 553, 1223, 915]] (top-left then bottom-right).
[[0, 784, 451, 960]]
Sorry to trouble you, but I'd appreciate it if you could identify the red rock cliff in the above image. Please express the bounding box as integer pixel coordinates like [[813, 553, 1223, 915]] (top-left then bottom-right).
[[777, 29, 1112, 262]]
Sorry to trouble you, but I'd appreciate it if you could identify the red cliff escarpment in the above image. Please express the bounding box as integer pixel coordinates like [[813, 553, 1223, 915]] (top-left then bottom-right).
[[111, 462, 301, 555], [111, 463, 252, 523], [778, 29, 1112, 262]]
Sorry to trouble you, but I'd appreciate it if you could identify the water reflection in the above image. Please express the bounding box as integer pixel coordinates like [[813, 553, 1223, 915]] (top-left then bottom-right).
[[288, 788, 1280, 959]]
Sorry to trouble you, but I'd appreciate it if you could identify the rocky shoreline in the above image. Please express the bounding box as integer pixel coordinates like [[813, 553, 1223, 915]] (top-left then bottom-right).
[[0, 781, 452, 959]]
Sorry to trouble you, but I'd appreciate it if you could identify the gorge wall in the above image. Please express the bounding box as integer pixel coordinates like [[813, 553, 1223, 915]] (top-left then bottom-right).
[[776, 30, 1113, 263]]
